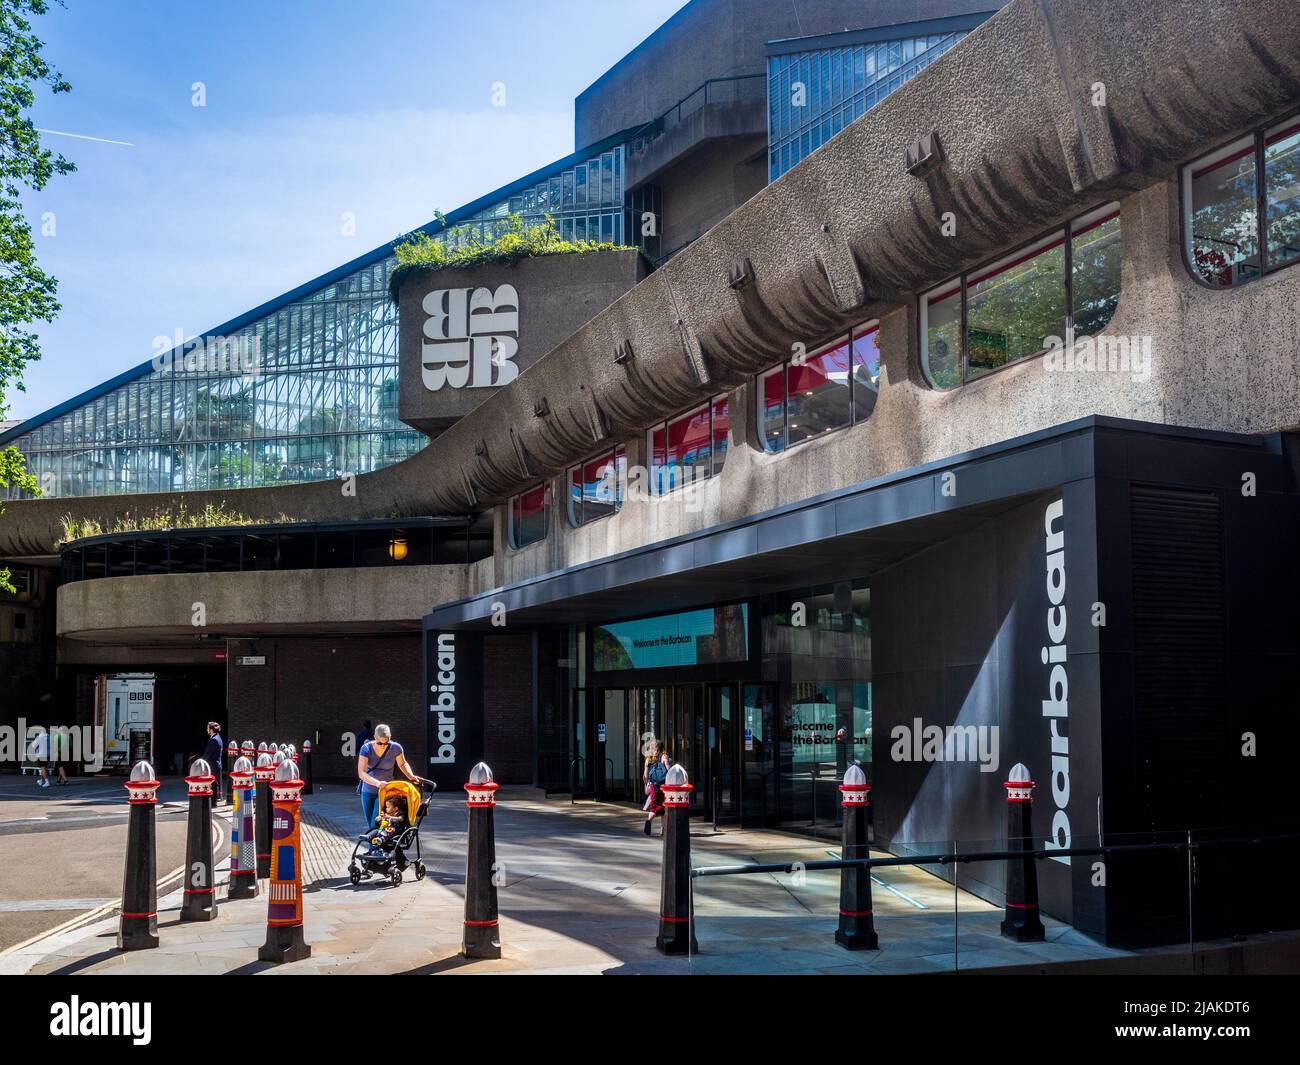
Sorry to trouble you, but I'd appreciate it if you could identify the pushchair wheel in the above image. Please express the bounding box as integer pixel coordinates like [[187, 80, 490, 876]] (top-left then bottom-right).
[[414, 861, 426, 880], [389, 867, 402, 886], [349, 865, 361, 886]]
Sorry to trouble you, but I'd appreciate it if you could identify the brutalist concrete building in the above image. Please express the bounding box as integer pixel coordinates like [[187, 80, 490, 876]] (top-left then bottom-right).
[[3, 0, 1299, 945]]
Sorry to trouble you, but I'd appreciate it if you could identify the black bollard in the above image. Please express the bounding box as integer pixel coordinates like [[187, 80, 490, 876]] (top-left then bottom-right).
[[181, 759, 218, 922], [227, 756, 258, 900], [223, 739, 238, 806], [656, 764, 698, 955], [835, 763, 878, 950], [300, 740, 314, 795], [240, 740, 257, 778], [254, 752, 275, 880], [463, 761, 502, 960], [258, 758, 311, 963], [118, 760, 160, 951], [1001, 762, 1046, 942]]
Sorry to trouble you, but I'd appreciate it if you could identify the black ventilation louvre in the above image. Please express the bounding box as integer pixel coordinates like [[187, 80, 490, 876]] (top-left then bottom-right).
[[1129, 485, 1226, 833]]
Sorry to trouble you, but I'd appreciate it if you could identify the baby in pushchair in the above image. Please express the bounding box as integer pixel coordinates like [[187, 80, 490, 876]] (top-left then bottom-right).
[[365, 796, 407, 854]]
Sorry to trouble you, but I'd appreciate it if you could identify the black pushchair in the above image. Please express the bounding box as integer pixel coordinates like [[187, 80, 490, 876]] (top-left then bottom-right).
[[348, 778, 435, 887]]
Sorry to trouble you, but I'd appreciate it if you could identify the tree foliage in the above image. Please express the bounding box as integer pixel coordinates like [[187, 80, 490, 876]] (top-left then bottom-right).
[[0, 0, 73, 590]]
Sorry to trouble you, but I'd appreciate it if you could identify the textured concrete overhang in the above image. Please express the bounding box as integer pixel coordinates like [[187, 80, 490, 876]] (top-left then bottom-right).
[[57, 562, 493, 643], [422, 417, 1279, 631], [3, 0, 1298, 558]]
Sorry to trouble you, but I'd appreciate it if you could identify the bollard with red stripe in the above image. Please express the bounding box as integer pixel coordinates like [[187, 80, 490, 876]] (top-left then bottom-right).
[[258, 758, 311, 963], [656, 763, 697, 955], [462, 762, 502, 959], [118, 760, 160, 951], [228, 756, 258, 900], [222, 739, 237, 806], [300, 740, 314, 795], [254, 752, 275, 879], [1001, 762, 1046, 942], [835, 763, 878, 950], [181, 758, 218, 922]]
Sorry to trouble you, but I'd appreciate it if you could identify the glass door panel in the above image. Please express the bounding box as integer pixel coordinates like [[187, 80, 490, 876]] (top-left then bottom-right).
[[741, 683, 776, 827], [599, 688, 630, 801], [571, 687, 593, 796]]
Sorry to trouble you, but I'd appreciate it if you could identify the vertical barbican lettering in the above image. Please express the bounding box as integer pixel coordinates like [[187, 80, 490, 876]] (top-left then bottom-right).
[[1041, 498, 1071, 865], [430, 633, 457, 765], [421, 285, 520, 391]]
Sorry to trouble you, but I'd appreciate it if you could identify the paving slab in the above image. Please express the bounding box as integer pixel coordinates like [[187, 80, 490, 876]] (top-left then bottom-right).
[[3, 786, 1266, 975]]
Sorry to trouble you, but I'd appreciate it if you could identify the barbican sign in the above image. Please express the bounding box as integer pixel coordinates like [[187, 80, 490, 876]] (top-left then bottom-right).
[[421, 284, 520, 391], [422, 629, 484, 789]]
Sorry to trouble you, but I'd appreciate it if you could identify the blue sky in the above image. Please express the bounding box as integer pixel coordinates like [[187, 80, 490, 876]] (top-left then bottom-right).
[[12, 0, 689, 421]]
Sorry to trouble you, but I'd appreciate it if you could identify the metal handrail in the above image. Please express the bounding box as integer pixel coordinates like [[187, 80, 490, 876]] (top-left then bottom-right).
[[626, 73, 767, 151], [569, 755, 586, 805], [690, 830, 1300, 878]]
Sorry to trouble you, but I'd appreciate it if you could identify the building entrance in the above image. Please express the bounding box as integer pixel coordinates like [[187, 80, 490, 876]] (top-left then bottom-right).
[[572, 681, 776, 826]]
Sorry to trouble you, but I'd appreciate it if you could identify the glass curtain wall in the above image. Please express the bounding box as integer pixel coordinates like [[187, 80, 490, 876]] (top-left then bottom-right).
[[4, 257, 423, 500], [442, 146, 626, 247], [768, 31, 969, 181]]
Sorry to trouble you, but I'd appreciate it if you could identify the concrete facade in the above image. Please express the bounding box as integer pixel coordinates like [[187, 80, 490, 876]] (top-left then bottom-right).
[[1, 0, 1298, 941], [573, 0, 1008, 149], [4, 0, 1296, 561], [396, 250, 647, 435]]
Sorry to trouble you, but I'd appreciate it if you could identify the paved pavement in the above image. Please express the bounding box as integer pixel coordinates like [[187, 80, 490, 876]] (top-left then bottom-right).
[[0, 774, 194, 951], [0, 781, 1153, 975]]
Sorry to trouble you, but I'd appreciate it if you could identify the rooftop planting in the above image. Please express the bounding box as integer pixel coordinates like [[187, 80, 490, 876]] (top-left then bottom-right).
[[388, 212, 635, 299]]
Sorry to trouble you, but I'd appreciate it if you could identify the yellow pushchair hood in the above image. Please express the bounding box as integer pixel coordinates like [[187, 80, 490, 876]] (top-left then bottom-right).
[[377, 779, 421, 824]]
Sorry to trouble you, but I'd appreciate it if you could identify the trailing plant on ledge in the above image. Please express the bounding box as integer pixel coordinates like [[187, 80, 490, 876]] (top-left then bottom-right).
[[388, 212, 635, 299], [59, 502, 298, 545]]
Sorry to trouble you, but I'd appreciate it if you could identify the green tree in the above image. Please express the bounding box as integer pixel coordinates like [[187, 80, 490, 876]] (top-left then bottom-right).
[[0, 0, 74, 591]]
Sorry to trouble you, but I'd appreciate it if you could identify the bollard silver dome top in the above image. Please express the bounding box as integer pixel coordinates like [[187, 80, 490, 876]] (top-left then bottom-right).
[[469, 761, 494, 785], [233, 755, 253, 774], [189, 758, 212, 777], [1009, 762, 1031, 783], [665, 763, 689, 786], [257, 741, 268, 753], [275, 758, 299, 781], [302, 739, 312, 751], [129, 760, 154, 782], [272, 750, 285, 764], [256, 752, 273, 768], [843, 763, 867, 787]]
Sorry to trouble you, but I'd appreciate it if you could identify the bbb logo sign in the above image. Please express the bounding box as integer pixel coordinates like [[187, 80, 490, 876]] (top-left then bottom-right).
[[421, 284, 520, 391]]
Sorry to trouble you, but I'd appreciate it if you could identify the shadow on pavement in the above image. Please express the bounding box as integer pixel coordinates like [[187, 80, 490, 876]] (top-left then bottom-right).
[[47, 948, 123, 975], [394, 954, 481, 975]]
